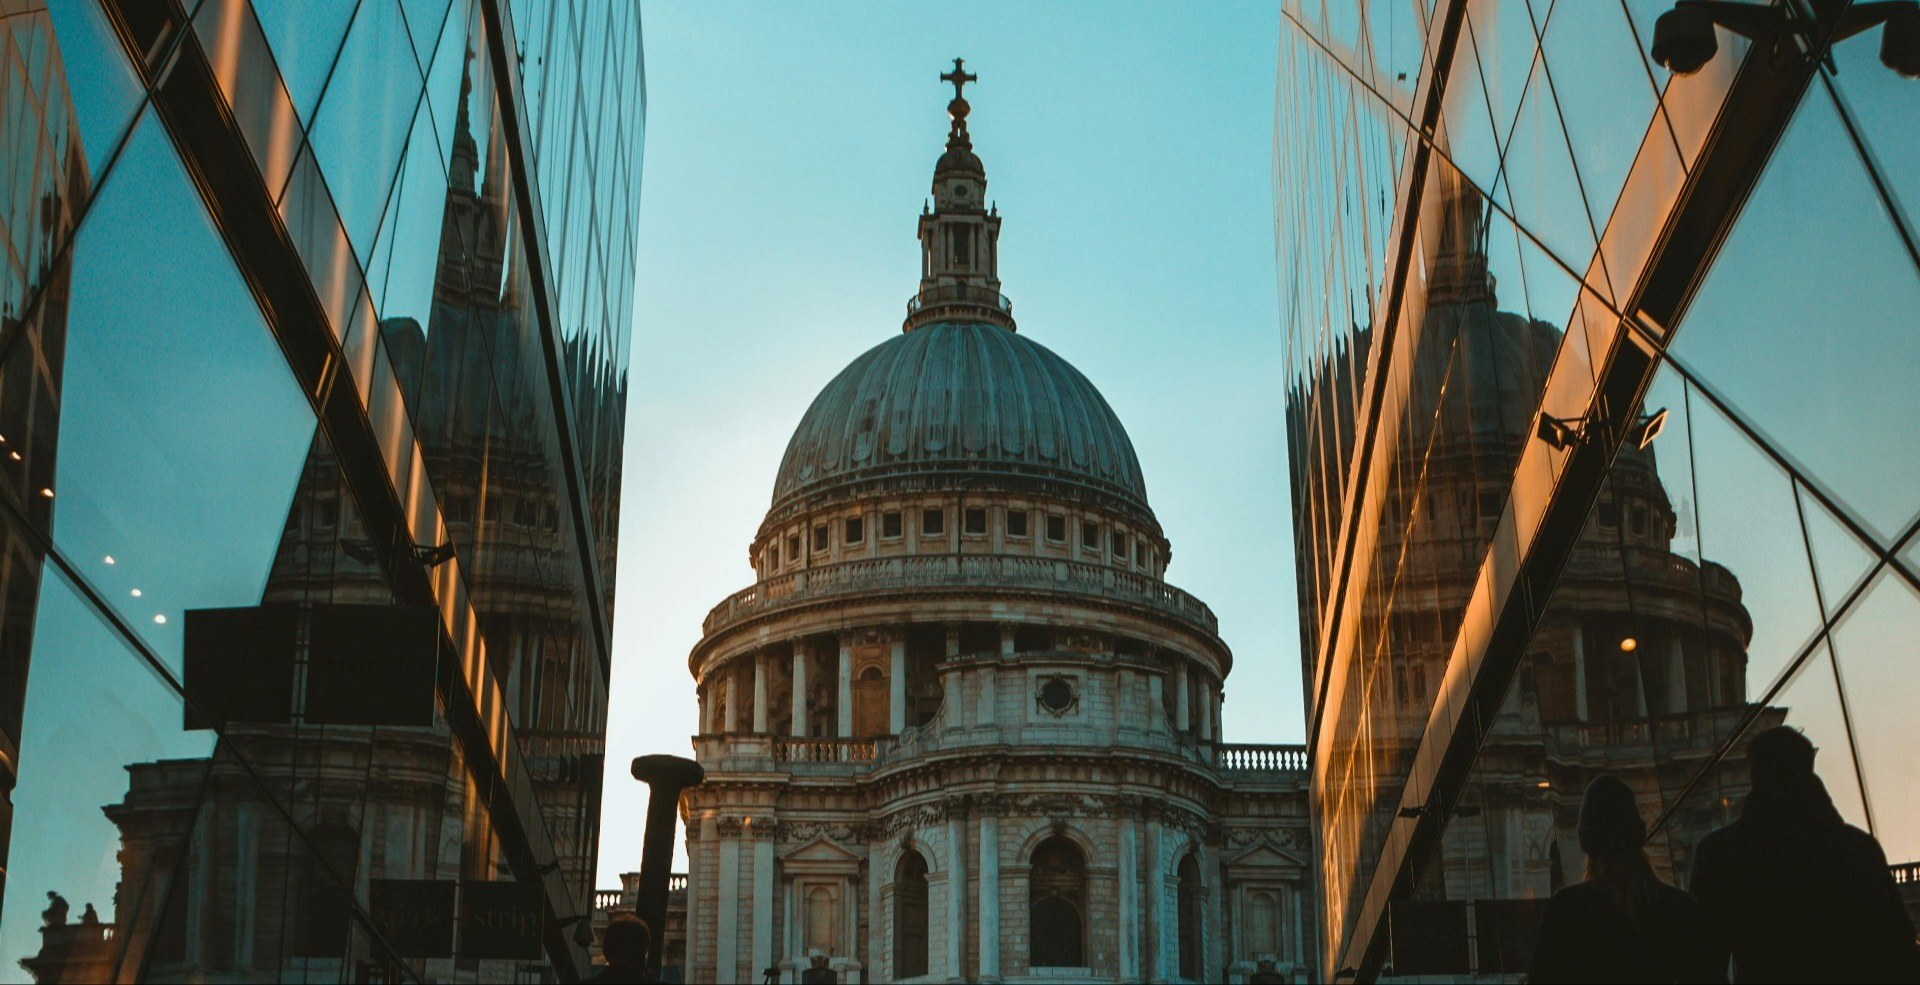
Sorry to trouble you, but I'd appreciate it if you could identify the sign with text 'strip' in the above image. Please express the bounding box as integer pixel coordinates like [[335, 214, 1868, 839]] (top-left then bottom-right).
[[459, 880, 545, 960]]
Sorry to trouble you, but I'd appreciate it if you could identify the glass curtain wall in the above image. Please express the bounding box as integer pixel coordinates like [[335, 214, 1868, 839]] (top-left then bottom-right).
[[1281, 0, 1920, 979], [0, 1, 640, 981]]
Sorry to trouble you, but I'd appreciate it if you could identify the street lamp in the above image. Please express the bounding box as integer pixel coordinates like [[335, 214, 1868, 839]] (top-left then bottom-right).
[[1651, 0, 1920, 78]]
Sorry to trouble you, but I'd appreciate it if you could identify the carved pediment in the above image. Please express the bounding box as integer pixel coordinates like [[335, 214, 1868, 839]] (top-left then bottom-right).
[[782, 836, 863, 866], [1226, 843, 1307, 873]]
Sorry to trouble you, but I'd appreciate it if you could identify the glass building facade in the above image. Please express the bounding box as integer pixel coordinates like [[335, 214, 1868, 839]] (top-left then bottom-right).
[[0, 0, 640, 981], [1280, 0, 1920, 979]]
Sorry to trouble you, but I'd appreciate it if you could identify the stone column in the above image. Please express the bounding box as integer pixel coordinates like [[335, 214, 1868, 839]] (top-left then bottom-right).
[[718, 829, 741, 982], [1572, 624, 1589, 722], [868, 854, 885, 981], [723, 671, 739, 733], [1149, 673, 1165, 731], [1175, 664, 1191, 732], [838, 637, 854, 738], [1146, 816, 1166, 980], [1196, 680, 1213, 743], [947, 806, 967, 981], [1666, 636, 1688, 714], [1119, 811, 1140, 981], [977, 664, 997, 727], [791, 642, 809, 737], [1212, 689, 1225, 743], [753, 830, 774, 980], [978, 814, 1001, 982], [684, 822, 702, 980], [753, 652, 769, 733], [782, 880, 796, 976], [890, 637, 908, 734]]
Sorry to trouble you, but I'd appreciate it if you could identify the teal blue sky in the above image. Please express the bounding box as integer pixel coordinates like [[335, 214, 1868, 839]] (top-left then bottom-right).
[[601, 1, 1297, 882]]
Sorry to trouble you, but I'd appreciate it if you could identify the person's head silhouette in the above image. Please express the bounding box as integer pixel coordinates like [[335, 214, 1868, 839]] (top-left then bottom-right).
[[600, 913, 651, 973], [1746, 725, 1817, 793], [1577, 774, 1647, 856]]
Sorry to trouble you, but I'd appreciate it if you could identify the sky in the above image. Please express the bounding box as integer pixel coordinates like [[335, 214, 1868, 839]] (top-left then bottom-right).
[[598, 1, 1299, 885]]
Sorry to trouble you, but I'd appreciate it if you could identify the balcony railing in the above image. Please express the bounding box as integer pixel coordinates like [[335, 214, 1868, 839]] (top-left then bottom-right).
[[1548, 707, 1755, 751], [774, 737, 878, 763], [704, 555, 1219, 637], [669, 873, 688, 893], [1216, 743, 1309, 773], [594, 890, 624, 912], [906, 284, 1013, 316]]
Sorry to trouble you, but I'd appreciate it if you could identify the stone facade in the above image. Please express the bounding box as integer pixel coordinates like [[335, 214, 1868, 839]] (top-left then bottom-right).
[[679, 66, 1313, 985]]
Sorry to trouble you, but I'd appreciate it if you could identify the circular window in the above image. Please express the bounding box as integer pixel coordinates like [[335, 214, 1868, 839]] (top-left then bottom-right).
[[953, 184, 969, 198], [1039, 678, 1075, 714]]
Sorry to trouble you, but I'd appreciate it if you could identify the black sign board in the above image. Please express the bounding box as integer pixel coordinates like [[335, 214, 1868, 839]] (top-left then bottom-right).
[[305, 603, 439, 726], [369, 879, 455, 958], [1388, 899, 1471, 975], [459, 880, 545, 960], [183, 605, 297, 729], [1475, 897, 1549, 973]]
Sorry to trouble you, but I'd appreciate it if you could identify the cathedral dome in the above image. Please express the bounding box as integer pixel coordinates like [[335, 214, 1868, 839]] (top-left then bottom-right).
[[770, 320, 1149, 514]]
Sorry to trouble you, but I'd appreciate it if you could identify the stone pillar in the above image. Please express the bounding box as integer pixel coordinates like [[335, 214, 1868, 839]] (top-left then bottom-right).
[[684, 822, 702, 980], [1175, 664, 1191, 732], [723, 671, 739, 733], [977, 664, 997, 727], [1572, 624, 1589, 722], [718, 830, 741, 982], [868, 853, 885, 982], [791, 642, 809, 737], [978, 814, 1001, 982], [1146, 816, 1166, 980], [1119, 812, 1140, 981], [1000, 625, 1017, 657], [947, 807, 968, 981], [1666, 636, 1688, 714], [890, 637, 908, 734], [782, 880, 796, 975], [838, 637, 854, 738], [1212, 690, 1225, 743], [1196, 680, 1213, 743], [753, 652, 769, 733], [753, 830, 774, 980], [1632, 654, 1650, 718], [1149, 673, 1165, 731]]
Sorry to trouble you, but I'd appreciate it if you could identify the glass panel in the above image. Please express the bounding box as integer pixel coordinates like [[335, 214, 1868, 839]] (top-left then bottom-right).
[[39, 0, 145, 179], [1797, 484, 1879, 621], [25, 117, 318, 666], [1466, 0, 1539, 156], [1829, 569, 1920, 865], [1682, 372, 1825, 695], [1537, 0, 1660, 240], [1669, 89, 1920, 545], [0, 565, 217, 980], [250, 0, 358, 124], [1500, 57, 1601, 293], [1825, 30, 1920, 240], [308, 0, 425, 266], [1442, 20, 1503, 195]]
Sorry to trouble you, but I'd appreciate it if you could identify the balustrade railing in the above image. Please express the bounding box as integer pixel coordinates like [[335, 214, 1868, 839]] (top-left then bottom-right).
[[594, 889, 625, 911], [1891, 861, 1920, 887], [774, 737, 877, 763], [1216, 743, 1309, 772], [669, 873, 688, 893], [704, 554, 1218, 636]]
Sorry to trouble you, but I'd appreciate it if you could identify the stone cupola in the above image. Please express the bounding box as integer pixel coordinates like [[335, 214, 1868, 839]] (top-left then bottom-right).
[[908, 57, 1014, 332]]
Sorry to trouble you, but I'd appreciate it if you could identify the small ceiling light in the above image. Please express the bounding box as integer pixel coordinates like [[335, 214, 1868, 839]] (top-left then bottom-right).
[[1619, 636, 1639, 653], [8, 451, 19, 461], [130, 588, 142, 597], [153, 614, 167, 625], [103, 555, 115, 565], [1537, 780, 1552, 789], [1627, 408, 1669, 450], [39, 487, 53, 498]]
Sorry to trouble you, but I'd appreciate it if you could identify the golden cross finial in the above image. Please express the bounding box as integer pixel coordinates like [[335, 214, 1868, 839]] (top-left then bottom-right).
[[940, 57, 977, 100]]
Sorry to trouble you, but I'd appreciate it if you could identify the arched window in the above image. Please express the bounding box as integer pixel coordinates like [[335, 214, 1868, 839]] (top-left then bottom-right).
[[854, 664, 888, 736], [806, 885, 838, 954], [1177, 853, 1204, 979], [1029, 836, 1087, 967], [1247, 891, 1278, 958], [895, 851, 930, 978]]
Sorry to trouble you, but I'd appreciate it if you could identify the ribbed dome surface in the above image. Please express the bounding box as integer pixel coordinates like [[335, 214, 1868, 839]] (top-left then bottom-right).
[[772, 322, 1149, 513]]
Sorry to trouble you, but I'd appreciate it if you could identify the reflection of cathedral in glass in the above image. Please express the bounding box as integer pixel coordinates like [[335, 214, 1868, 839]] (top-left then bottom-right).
[[1291, 175, 1786, 975], [16, 19, 622, 983]]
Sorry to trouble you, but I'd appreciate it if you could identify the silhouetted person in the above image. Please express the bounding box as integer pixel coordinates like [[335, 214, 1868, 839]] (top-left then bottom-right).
[[1690, 726, 1918, 982], [79, 903, 99, 925], [800, 951, 837, 984], [587, 913, 657, 984], [41, 891, 68, 927], [1529, 775, 1722, 983]]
